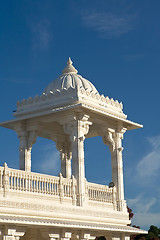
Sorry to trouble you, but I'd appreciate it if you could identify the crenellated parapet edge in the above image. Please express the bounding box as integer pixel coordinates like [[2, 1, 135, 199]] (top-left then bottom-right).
[[14, 86, 126, 119]]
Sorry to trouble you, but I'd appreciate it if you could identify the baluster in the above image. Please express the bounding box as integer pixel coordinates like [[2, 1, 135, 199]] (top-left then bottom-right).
[[43, 178, 46, 193], [64, 182, 66, 197], [54, 180, 57, 195], [25, 174, 27, 191], [13, 174, 15, 190], [41, 177, 43, 193], [50, 180, 52, 194], [41, 178, 43, 193], [36, 177, 38, 193], [46, 178, 48, 193], [56, 180, 59, 195], [71, 176, 76, 206], [29, 175, 31, 192], [42, 178, 44, 193], [2, 163, 9, 197], [49, 179, 51, 194], [32, 176, 35, 192], [16, 174, 19, 190], [22, 175, 24, 190], [0, 170, 2, 188], [37, 177, 39, 192], [59, 173, 64, 203], [50, 180, 52, 195], [12, 173, 14, 190], [14, 175, 16, 189], [51, 181, 53, 194], [54, 180, 56, 195], [69, 181, 71, 197], [19, 174, 21, 190], [97, 188, 99, 200], [10, 172, 12, 189], [39, 177, 41, 193]]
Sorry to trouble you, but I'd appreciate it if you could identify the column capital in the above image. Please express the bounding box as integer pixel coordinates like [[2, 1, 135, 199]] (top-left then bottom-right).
[[15, 122, 41, 149], [63, 114, 92, 142], [103, 127, 127, 152], [103, 128, 115, 151]]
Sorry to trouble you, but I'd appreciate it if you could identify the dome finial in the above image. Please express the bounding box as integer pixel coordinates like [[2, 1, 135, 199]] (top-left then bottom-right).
[[67, 57, 73, 65], [62, 57, 78, 74]]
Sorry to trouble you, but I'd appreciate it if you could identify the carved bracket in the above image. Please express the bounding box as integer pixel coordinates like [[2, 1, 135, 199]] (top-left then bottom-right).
[[103, 127, 127, 152], [103, 128, 115, 152], [63, 114, 92, 143], [15, 122, 41, 150]]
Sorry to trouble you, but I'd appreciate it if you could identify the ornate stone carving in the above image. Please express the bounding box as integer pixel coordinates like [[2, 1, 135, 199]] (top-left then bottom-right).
[[103, 128, 115, 152], [62, 113, 92, 206], [14, 122, 41, 172], [0, 226, 25, 240], [103, 127, 127, 212], [51, 135, 72, 179]]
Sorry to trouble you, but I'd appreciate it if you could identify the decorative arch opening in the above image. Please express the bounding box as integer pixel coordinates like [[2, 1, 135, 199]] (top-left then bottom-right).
[[32, 137, 60, 176], [85, 136, 112, 185]]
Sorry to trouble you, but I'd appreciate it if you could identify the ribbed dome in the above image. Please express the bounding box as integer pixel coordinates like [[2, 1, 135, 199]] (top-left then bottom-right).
[[43, 58, 98, 95]]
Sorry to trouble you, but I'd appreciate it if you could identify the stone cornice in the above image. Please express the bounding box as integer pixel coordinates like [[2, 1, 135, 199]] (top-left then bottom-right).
[[14, 86, 124, 119], [0, 103, 143, 131], [0, 214, 147, 234]]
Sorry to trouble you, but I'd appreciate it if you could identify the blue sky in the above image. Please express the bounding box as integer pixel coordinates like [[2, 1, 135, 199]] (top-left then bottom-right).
[[0, 0, 160, 230]]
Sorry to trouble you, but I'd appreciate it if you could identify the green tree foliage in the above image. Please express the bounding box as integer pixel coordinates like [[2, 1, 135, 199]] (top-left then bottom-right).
[[147, 225, 160, 240], [132, 225, 160, 240]]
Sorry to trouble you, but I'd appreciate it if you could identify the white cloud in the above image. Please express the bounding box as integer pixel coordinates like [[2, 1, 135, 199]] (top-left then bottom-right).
[[38, 144, 60, 176], [136, 136, 160, 182], [147, 135, 160, 150], [132, 213, 160, 230], [30, 19, 53, 49], [125, 136, 160, 229], [128, 194, 157, 214], [127, 194, 159, 229], [81, 11, 133, 37]]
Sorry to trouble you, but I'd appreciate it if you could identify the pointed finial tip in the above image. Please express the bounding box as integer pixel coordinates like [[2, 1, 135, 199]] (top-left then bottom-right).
[[67, 57, 72, 65], [62, 57, 78, 74]]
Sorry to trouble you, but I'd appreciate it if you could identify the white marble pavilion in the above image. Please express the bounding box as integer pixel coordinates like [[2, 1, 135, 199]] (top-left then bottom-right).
[[0, 58, 147, 240]]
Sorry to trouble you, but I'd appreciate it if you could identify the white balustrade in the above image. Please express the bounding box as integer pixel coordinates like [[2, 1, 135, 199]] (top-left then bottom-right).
[[87, 182, 116, 203], [0, 165, 74, 199], [0, 164, 116, 206]]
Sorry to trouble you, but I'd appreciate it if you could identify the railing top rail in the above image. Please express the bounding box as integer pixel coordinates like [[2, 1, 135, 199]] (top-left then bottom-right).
[[87, 181, 110, 189], [0, 165, 60, 180]]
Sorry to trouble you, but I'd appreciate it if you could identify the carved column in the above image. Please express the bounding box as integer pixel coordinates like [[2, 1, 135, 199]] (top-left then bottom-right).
[[64, 114, 92, 206], [56, 139, 72, 178], [15, 122, 39, 172], [103, 127, 127, 212]]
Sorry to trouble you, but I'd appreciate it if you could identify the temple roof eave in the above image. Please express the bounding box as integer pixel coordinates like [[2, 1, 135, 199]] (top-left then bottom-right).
[[0, 214, 147, 235], [0, 103, 143, 132]]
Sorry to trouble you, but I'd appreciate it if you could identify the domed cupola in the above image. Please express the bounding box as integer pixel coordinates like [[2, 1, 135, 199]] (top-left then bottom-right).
[[43, 58, 98, 95], [14, 57, 126, 120]]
